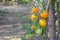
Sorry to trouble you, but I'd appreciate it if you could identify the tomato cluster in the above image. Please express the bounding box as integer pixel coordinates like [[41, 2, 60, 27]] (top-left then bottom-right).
[[22, 0, 49, 39], [31, 9, 48, 27], [30, 0, 49, 37]]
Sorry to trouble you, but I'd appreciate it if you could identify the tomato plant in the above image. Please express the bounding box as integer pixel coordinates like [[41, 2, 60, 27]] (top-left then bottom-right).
[[22, 0, 50, 40]]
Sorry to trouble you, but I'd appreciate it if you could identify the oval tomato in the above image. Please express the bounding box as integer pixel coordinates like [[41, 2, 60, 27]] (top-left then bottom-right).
[[39, 19, 46, 27]]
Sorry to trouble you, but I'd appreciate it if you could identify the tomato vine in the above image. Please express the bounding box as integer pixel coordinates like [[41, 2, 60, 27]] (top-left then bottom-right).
[[21, 0, 51, 40]]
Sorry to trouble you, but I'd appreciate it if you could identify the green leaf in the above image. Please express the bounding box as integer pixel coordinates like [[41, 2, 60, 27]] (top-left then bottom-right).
[[42, 27, 47, 40], [22, 24, 27, 30], [57, 0, 60, 2], [32, 20, 40, 29], [42, 26, 47, 35], [35, 21, 40, 28], [0, 13, 4, 16], [21, 35, 26, 40], [26, 30, 34, 34], [39, 2, 43, 7], [27, 33, 34, 38], [22, 23, 31, 30], [32, 20, 36, 25]]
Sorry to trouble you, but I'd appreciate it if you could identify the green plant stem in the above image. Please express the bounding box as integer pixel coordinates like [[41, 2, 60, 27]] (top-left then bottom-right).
[[46, 0, 50, 11], [57, 2, 60, 40]]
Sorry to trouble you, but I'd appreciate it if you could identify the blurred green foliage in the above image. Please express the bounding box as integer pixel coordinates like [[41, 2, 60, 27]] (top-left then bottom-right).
[[21, 0, 32, 4], [0, 11, 4, 16], [57, 0, 60, 2], [21, 35, 26, 40], [22, 23, 31, 30]]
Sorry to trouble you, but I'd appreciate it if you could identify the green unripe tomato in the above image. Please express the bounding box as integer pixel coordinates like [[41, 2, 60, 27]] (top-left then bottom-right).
[[35, 28, 42, 35]]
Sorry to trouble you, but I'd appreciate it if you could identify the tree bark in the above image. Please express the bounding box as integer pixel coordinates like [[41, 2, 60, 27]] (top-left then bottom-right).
[[48, 0, 56, 40]]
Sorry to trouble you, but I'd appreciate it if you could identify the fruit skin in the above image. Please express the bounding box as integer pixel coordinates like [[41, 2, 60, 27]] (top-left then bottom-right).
[[32, 7, 38, 13], [35, 28, 42, 35], [31, 14, 38, 21], [31, 25, 36, 30], [40, 10, 48, 19], [39, 19, 46, 27]]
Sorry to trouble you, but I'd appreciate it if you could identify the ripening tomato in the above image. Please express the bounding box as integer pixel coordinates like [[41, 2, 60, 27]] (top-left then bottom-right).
[[39, 19, 46, 27], [31, 14, 38, 21], [40, 10, 48, 19], [31, 25, 36, 30], [32, 7, 38, 13]]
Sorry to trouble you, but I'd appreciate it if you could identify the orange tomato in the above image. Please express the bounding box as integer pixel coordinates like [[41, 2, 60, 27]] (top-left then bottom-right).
[[31, 25, 36, 30], [31, 14, 38, 21], [39, 19, 46, 27], [32, 7, 38, 13], [40, 10, 48, 19]]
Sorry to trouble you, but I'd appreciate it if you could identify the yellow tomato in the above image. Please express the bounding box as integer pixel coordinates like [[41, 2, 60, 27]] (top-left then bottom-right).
[[31, 14, 38, 21], [31, 25, 36, 30], [40, 10, 48, 19], [32, 7, 38, 13], [39, 19, 46, 27]]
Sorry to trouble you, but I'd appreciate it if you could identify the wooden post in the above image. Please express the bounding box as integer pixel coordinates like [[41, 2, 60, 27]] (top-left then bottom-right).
[[48, 0, 56, 40]]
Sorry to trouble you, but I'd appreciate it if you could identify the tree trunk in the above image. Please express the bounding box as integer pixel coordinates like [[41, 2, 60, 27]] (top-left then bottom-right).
[[48, 0, 56, 40]]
